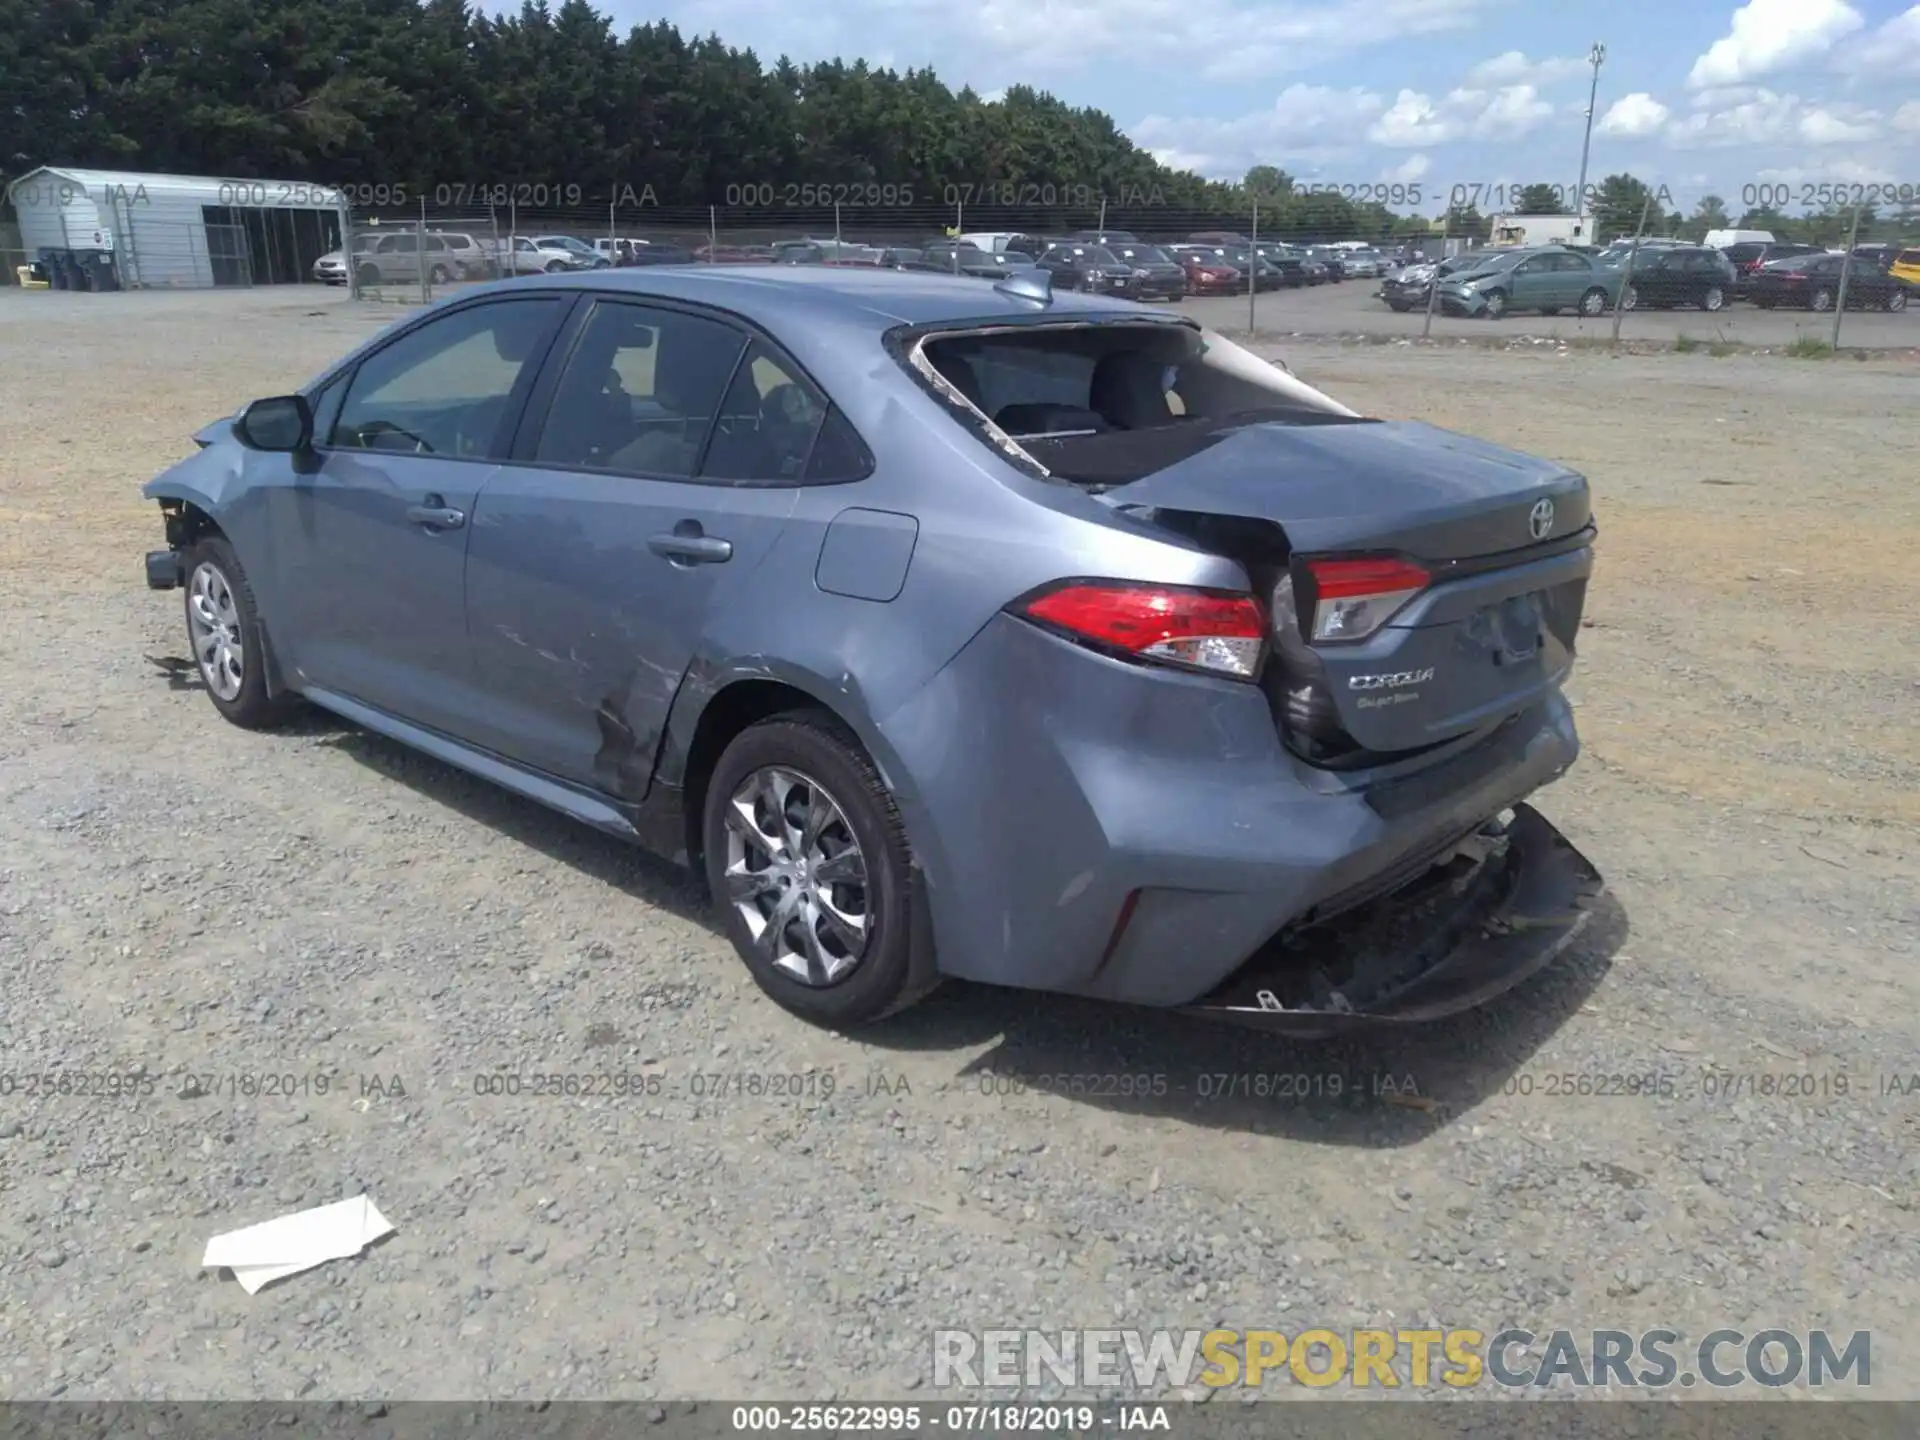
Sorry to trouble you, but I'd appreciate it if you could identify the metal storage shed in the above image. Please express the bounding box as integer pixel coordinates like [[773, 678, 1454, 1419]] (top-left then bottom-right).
[[6, 167, 347, 288]]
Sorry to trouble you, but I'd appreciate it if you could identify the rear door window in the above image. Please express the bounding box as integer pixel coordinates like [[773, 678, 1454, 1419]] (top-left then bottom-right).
[[700, 342, 829, 483], [531, 301, 745, 477]]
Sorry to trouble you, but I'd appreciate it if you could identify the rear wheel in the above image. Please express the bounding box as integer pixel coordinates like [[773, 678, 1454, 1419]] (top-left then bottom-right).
[[1482, 288, 1508, 319], [428, 263, 451, 284], [1810, 288, 1835, 312], [1701, 286, 1725, 311], [181, 538, 302, 730], [702, 711, 937, 1027], [1621, 284, 1640, 311], [1578, 287, 1609, 317], [1887, 290, 1907, 313], [356, 262, 380, 287]]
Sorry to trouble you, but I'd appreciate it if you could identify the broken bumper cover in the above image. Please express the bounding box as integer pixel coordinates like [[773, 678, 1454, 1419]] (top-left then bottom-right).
[[1178, 803, 1603, 1031]]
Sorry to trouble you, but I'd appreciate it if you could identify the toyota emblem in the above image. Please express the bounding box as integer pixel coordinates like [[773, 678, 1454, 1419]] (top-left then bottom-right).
[[1528, 498, 1555, 541]]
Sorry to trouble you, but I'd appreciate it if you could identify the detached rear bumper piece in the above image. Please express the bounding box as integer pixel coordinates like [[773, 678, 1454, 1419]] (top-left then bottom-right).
[[1178, 804, 1603, 1032]]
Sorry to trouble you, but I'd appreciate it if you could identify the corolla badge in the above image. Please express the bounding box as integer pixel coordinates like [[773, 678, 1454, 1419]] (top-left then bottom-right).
[[1529, 497, 1556, 540], [1349, 667, 1435, 691]]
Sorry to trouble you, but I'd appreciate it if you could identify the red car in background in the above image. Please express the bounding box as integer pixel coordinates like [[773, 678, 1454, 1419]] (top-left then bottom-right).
[[1168, 246, 1242, 296]]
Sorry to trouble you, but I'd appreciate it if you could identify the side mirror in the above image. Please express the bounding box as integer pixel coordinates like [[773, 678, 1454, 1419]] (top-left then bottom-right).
[[235, 394, 313, 452]]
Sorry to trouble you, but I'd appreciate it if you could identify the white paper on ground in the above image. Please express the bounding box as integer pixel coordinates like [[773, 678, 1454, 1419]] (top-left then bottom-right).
[[202, 1194, 395, 1293]]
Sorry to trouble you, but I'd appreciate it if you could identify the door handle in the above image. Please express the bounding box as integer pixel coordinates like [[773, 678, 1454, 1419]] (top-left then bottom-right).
[[648, 528, 732, 564], [406, 499, 466, 530]]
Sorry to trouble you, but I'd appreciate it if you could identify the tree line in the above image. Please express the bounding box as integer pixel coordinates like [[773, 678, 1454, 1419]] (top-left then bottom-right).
[[3, 0, 1910, 245]]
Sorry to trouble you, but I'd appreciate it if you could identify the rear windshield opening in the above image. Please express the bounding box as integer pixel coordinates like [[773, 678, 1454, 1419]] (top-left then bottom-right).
[[916, 322, 1365, 487]]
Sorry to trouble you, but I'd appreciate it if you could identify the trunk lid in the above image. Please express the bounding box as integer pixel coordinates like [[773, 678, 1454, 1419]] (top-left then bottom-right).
[[1101, 418, 1593, 757]]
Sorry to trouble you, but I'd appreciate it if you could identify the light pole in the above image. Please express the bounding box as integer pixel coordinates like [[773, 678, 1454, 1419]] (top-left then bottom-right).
[[1575, 42, 1606, 229]]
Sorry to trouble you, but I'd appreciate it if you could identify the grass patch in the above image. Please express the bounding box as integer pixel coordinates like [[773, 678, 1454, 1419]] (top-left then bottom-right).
[[1673, 333, 1702, 353], [1709, 341, 1739, 357], [1784, 336, 1835, 359]]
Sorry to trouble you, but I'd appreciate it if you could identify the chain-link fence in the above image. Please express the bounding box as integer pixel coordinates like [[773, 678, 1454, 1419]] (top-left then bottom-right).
[[5, 185, 1913, 352]]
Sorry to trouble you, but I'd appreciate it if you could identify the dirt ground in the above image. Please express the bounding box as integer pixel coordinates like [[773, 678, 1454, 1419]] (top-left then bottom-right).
[[0, 287, 1915, 1403]]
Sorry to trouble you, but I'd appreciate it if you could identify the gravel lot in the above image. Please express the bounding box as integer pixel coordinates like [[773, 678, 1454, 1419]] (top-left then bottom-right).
[[1, 287, 1915, 1403]]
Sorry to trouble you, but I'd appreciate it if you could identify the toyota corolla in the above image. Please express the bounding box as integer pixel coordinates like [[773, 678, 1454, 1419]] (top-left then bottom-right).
[[140, 266, 1603, 1030]]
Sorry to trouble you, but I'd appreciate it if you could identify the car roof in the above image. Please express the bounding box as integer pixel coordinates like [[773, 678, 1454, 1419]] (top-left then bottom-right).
[[453, 264, 1162, 328]]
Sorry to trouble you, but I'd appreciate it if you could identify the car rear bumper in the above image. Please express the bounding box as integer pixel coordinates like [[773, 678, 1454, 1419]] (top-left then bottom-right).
[[884, 614, 1585, 1012], [1178, 803, 1602, 1031]]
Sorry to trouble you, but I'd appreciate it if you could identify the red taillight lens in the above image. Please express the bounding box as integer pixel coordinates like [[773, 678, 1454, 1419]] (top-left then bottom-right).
[[1301, 556, 1430, 642], [1017, 582, 1266, 679]]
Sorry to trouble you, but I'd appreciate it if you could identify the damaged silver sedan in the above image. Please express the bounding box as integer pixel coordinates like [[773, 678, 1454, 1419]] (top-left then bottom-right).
[[141, 264, 1602, 1029]]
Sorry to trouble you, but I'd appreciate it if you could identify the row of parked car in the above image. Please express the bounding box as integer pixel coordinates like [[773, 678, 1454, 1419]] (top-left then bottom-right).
[[1375, 238, 1920, 318], [313, 223, 1422, 299], [737, 231, 1411, 299], [313, 231, 708, 286]]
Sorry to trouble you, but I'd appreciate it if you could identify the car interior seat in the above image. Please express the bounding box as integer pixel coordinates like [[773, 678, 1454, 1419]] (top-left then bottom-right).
[[1089, 350, 1177, 430]]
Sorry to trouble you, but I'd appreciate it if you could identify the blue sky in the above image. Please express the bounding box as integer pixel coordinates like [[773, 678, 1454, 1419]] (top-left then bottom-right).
[[582, 0, 1920, 213]]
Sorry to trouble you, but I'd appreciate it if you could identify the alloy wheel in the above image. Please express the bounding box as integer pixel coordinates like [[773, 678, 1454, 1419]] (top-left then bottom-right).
[[1703, 287, 1724, 311], [187, 561, 245, 702], [1580, 288, 1607, 317], [1622, 285, 1639, 311], [722, 766, 871, 986], [1889, 291, 1907, 313], [1812, 289, 1834, 311]]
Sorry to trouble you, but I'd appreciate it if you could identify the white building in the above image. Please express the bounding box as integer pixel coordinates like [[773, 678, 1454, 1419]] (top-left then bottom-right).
[[6, 166, 347, 288]]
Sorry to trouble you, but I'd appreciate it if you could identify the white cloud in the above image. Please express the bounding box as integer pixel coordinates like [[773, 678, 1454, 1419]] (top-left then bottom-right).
[[1752, 158, 1897, 184], [1367, 84, 1554, 146], [1381, 153, 1431, 182], [978, 88, 1006, 104], [1132, 84, 1388, 180], [1686, 0, 1864, 88], [1664, 88, 1800, 146], [1896, 100, 1920, 128], [1595, 92, 1671, 137], [1831, 4, 1920, 76], [1464, 51, 1590, 87], [1796, 106, 1879, 143]]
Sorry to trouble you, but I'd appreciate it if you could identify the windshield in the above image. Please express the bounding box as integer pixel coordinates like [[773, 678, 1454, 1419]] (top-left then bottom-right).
[[1061, 247, 1117, 265], [1114, 246, 1173, 264]]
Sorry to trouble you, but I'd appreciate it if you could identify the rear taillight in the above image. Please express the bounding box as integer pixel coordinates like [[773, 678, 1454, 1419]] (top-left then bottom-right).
[[1016, 581, 1266, 679], [1298, 556, 1430, 642]]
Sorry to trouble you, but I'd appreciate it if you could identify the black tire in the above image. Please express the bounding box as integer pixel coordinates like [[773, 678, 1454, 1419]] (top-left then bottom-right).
[[356, 263, 380, 287], [1579, 287, 1609, 317], [1887, 290, 1907, 313], [544, 260, 567, 274], [1810, 288, 1834, 312], [1482, 288, 1508, 319], [1386, 301, 1411, 313], [702, 710, 938, 1027], [428, 263, 451, 284], [1621, 284, 1640, 311], [1701, 285, 1725, 311], [180, 536, 302, 730]]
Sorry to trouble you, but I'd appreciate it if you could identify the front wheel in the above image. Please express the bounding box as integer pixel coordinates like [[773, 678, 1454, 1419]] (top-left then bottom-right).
[[1579, 287, 1609, 317], [181, 538, 302, 730], [544, 260, 567, 273], [1810, 288, 1834, 312], [702, 712, 938, 1027], [356, 263, 380, 287], [1481, 288, 1508, 319], [1887, 290, 1907, 313], [1701, 286, 1725, 311], [1621, 284, 1640, 311], [428, 263, 451, 284], [1386, 301, 1411, 313]]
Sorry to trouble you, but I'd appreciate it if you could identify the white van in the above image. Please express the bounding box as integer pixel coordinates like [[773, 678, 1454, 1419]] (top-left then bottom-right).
[[1702, 228, 1774, 249]]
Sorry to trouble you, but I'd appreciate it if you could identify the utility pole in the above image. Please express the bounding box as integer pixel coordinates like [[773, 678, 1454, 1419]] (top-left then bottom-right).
[[1575, 43, 1606, 224]]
